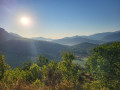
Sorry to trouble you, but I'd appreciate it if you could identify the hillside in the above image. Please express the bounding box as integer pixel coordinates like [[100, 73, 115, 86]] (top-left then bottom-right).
[[9, 32, 23, 38], [0, 28, 68, 66], [52, 30, 120, 45], [32, 37, 53, 41], [0, 27, 120, 66], [71, 42, 98, 58], [84, 32, 112, 40], [102, 31, 120, 42], [52, 36, 101, 46], [0, 28, 22, 41]]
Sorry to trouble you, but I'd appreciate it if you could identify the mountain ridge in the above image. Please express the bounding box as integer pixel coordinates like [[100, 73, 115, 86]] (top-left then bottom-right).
[[0, 27, 120, 67]]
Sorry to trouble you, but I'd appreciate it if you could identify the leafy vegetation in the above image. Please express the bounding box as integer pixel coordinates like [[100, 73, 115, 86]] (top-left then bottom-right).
[[85, 42, 120, 89], [0, 42, 120, 90]]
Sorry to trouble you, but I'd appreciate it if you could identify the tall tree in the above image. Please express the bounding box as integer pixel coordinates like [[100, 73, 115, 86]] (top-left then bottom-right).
[[86, 42, 120, 89], [58, 51, 75, 80], [36, 55, 49, 67], [0, 52, 10, 80]]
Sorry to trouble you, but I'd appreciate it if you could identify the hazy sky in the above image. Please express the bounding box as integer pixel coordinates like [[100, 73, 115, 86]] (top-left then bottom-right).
[[0, 0, 120, 39]]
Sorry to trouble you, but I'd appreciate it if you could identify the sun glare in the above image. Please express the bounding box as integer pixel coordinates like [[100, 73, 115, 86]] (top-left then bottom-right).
[[20, 17, 30, 25]]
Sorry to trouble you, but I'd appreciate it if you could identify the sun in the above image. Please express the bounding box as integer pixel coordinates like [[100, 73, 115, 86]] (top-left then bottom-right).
[[20, 17, 30, 25]]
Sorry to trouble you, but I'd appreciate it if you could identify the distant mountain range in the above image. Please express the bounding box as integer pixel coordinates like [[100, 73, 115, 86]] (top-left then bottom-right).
[[52, 36, 101, 46], [51, 30, 120, 45], [32, 37, 54, 41], [101, 31, 120, 42], [82, 32, 113, 40], [0, 27, 120, 66], [31, 30, 120, 45]]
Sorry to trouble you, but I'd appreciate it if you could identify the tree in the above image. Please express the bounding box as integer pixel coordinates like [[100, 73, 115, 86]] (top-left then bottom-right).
[[0, 52, 10, 80], [58, 51, 75, 81], [86, 42, 120, 89], [30, 64, 42, 81], [36, 55, 49, 67], [43, 62, 62, 87], [62, 51, 75, 63], [3, 68, 26, 84], [21, 60, 33, 70]]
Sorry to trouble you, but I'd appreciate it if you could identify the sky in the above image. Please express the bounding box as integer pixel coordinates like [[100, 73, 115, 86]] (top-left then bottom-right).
[[0, 0, 120, 39]]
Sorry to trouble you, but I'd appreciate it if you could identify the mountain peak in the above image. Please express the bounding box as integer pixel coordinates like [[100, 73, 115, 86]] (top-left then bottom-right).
[[9, 32, 22, 38], [0, 27, 22, 40], [0, 27, 8, 33]]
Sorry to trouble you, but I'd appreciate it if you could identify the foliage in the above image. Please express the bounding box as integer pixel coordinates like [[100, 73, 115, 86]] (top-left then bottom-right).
[[0, 42, 120, 90], [21, 60, 33, 70], [33, 79, 42, 88], [86, 42, 120, 89], [0, 51, 91, 89], [36, 55, 49, 67], [0, 52, 10, 80], [30, 64, 42, 81]]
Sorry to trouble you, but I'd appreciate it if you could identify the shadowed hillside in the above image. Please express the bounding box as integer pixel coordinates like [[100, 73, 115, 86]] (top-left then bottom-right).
[[0, 28, 68, 66], [0, 27, 120, 67]]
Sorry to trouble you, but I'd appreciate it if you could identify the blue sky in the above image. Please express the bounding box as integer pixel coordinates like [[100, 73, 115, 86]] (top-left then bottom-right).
[[0, 0, 120, 39]]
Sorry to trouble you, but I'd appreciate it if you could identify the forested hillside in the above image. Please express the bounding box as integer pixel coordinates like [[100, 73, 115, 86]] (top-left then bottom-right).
[[1, 27, 120, 67], [0, 28, 68, 66], [0, 28, 98, 67], [0, 42, 120, 90]]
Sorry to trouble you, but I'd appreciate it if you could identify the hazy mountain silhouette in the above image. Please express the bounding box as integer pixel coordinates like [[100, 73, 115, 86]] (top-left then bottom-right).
[[101, 31, 120, 42], [9, 32, 23, 38], [0, 27, 120, 66], [0, 27, 68, 66], [0, 27, 22, 41], [32, 37, 53, 41], [83, 32, 112, 40], [52, 30, 120, 45], [52, 36, 102, 45]]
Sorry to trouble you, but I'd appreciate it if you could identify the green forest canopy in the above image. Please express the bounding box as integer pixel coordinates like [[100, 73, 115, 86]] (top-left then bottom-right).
[[0, 42, 120, 90]]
